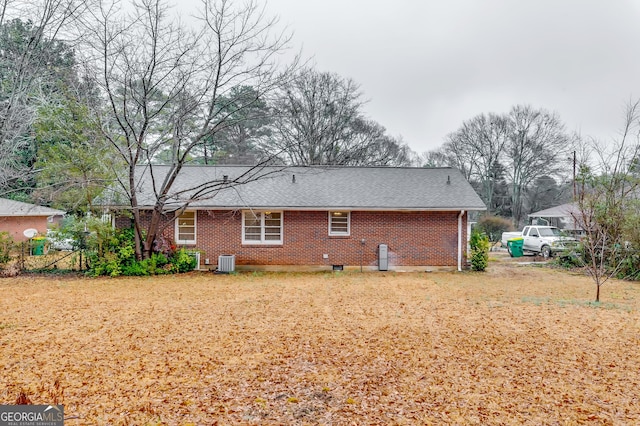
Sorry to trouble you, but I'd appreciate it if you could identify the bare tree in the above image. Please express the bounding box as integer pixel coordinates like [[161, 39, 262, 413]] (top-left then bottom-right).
[[442, 113, 510, 212], [355, 132, 414, 166], [572, 101, 640, 302], [266, 69, 412, 166], [427, 105, 573, 222], [418, 149, 448, 168], [0, 0, 89, 195], [505, 105, 571, 226], [425, 130, 480, 181], [79, 0, 294, 259]]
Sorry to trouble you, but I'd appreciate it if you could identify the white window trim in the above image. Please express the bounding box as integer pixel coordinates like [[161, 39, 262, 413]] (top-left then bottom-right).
[[175, 210, 196, 245], [328, 211, 351, 236], [242, 210, 283, 245]]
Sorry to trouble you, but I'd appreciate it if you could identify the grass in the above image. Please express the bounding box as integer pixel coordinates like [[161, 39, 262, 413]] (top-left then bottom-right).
[[1, 256, 639, 425]]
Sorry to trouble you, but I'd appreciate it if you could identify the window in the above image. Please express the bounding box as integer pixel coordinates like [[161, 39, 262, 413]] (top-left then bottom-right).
[[243, 211, 283, 244], [329, 211, 350, 236], [539, 227, 562, 237], [175, 211, 196, 245]]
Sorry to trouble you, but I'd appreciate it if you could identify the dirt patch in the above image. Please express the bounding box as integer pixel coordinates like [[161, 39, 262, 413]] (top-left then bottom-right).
[[1, 259, 639, 425]]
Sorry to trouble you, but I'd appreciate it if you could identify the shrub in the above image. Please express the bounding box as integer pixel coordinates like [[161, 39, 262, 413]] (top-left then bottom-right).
[[553, 245, 584, 269], [90, 252, 122, 277], [469, 229, 490, 272], [138, 252, 170, 275], [0, 232, 16, 276], [475, 215, 514, 249], [153, 235, 175, 258], [120, 261, 149, 276], [0, 232, 14, 266], [87, 225, 136, 276], [88, 231, 194, 277], [61, 213, 197, 277], [612, 246, 640, 280], [173, 249, 197, 273]]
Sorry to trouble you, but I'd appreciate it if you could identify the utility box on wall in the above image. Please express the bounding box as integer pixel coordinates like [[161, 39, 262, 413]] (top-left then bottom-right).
[[378, 244, 388, 271]]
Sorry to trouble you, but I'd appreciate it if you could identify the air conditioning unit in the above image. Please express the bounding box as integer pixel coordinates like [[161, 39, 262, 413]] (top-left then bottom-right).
[[218, 254, 236, 273]]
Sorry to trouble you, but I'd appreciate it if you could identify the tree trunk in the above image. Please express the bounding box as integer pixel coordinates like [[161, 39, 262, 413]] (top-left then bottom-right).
[[143, 206, 165, 260]]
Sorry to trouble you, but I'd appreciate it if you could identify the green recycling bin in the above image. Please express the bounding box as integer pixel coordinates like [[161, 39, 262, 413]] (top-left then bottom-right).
[[507, 237, 524, 258], [31, 237, 46, 256]]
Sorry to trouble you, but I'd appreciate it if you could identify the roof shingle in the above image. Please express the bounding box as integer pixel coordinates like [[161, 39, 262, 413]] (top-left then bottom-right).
[[121, 165, 486, 211], [0, 198, 66, 217]]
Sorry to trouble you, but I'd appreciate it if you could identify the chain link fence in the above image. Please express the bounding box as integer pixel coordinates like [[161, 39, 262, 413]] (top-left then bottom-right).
[[1, 240, 85, 276]]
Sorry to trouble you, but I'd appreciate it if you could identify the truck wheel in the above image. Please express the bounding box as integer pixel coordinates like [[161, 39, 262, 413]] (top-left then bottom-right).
[[541, 245, 551, 259]]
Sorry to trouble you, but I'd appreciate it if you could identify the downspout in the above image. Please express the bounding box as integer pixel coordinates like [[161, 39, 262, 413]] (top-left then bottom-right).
[[458, 210, 465, 272]]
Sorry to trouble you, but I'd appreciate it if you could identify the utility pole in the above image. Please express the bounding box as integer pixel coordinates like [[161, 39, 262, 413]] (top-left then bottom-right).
[[572, 150, 577, 200]]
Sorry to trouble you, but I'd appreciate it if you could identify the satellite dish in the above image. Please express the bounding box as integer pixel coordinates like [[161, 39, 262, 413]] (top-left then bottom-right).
[[23, 228, 38, 238]]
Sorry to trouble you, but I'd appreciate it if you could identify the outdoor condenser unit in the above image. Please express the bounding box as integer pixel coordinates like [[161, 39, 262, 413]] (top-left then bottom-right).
[[217, 254, 236, 273], [378, 244, 388, 271]]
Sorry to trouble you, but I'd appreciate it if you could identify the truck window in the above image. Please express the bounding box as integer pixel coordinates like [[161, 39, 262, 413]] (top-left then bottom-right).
[[530, 228, 539, 237], [522, 226, 529, 236], [539, 227, 562, 237]]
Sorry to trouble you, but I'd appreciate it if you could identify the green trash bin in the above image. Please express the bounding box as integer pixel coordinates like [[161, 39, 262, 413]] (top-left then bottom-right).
[[507, 237, 524, 258], [31, 237, 46, 256]]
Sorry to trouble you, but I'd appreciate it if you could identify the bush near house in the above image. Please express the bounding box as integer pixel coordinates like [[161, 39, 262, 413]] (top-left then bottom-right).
[[0, 232, 15, 275], [0, 231, 13, 265], [469, 229, 490, 271], [53, 217, 196, 277], [87, 227, 196, 277]]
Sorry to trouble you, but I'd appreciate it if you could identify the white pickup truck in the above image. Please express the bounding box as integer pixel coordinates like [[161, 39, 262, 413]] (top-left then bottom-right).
[[501, 225, 578, 258]]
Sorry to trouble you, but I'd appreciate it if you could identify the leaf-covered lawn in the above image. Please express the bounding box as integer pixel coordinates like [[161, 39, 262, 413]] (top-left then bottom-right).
[[1, 260, 639, 425]]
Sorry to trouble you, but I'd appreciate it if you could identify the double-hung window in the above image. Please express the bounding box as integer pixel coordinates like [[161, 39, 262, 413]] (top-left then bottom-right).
[[329, 211, 350, 236], [243, 211, 283, 244], [175, 211, 196, 245]]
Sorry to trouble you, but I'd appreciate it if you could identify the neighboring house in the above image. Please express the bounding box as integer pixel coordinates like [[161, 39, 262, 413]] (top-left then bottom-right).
[[0, 198, 66, 242], [528, 202, 582, 234], [107, 165, 486, 271]]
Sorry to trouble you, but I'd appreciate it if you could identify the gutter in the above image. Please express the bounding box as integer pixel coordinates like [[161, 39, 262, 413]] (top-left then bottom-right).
[[112, 205, 488, 212], [458, 210, 465, 272]]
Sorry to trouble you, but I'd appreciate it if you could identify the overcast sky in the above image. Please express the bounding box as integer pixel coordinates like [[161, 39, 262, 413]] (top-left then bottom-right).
[[250, 0, 640, 154]]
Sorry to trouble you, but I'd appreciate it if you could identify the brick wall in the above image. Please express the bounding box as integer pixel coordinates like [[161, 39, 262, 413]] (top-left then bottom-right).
[[167, 209, 467, 268], [0, 216, 50, 242]]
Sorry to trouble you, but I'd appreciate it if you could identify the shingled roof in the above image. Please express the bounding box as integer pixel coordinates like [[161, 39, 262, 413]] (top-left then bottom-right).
[[0, 198, 66, 217], [528, 202, 578, 218], [119, 165, 486, 211]]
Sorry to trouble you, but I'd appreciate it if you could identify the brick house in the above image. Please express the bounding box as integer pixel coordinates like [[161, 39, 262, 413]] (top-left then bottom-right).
[[0, 198, 66, 242], [111, 165, 486, 271]]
